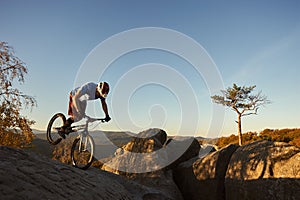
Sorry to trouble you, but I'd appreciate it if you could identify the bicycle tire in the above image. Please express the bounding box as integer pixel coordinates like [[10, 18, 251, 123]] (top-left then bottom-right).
[[46, 113, 66, 145], [71, 135, 95, 170]]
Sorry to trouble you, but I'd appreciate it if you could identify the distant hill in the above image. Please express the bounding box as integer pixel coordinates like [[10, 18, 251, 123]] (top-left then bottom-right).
[[209, 128, 300, 148], [32, 129, 46, 135]]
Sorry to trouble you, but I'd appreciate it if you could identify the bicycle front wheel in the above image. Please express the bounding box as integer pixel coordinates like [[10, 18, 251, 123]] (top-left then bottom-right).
[[71, 135, 95, 170], [46, 113, 66, 145]]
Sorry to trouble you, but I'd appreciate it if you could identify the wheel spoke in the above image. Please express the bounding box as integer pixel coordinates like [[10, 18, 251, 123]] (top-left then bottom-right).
[[46, 113, 66, 145], [71, 136, 94, 170]]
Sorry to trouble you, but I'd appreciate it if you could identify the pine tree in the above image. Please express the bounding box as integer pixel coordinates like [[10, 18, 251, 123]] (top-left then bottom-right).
[[211, 83, 270, 145]]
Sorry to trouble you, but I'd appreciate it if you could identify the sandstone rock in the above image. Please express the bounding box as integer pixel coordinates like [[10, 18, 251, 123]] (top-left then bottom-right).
[[0, 146, 132, 200], [225, 140, 300, 200], [136, 128, 167, 146], [165, 137, 201, 170], [52, 136, 75, 165], [122, 128, 167, 153], [0, 146, 185, 200], [102, 129, 168, 175], [199, 144, 217, 158], [101, 129, 183, 200], [123, 135, 163, 154], [173, 144, 238, 200]]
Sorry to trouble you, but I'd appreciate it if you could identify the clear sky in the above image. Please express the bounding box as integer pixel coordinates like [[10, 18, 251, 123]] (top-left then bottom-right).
[[1, 0, 299, 138]]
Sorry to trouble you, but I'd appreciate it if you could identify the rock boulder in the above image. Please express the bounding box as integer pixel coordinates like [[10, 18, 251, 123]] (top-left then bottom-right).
[[225, 140, 300, 200], [173, 144, 238, 200], [101, 128, 183, 200], [165, 137, 201, 170], [0, 146, 132, 200]]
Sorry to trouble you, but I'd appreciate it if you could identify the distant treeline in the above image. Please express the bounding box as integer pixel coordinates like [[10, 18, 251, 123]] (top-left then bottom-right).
[[212, 128, 300, 148]]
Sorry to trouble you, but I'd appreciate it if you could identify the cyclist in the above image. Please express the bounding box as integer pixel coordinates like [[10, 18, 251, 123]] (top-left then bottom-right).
[[58, 81, 111, 138]]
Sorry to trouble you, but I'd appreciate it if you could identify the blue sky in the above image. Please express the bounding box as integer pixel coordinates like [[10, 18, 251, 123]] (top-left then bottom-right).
[[1, 0, 299, 138]]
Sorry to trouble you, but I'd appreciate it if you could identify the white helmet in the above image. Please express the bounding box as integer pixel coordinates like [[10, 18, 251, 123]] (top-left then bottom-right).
[[97, 82, 109, 98]]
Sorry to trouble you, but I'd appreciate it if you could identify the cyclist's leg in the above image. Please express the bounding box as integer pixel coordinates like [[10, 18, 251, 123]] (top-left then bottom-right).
[[63, 100, 86, 134], [72, 100, 86, 122], [58, 93, 76, 136], [63, 92, 74, 129], [65, 117, 74, 126], [64, 117, 74, 134], [66, 94, 86, 127]]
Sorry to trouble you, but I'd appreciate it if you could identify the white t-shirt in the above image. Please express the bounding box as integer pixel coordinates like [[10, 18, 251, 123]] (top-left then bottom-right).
[[71, 82, 99, 101]]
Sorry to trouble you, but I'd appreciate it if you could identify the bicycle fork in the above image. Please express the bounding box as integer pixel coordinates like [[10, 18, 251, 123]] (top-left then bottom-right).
[[78, 135, 88, 152]]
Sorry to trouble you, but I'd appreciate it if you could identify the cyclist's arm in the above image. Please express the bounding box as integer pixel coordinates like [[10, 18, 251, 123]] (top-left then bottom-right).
[[100, 98, 109, 117]]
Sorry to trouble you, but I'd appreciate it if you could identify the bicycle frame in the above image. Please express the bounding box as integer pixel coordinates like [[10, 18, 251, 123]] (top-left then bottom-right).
[[72, 117, 104, 133], [73, 122, 89, 152], [71, 118, 103, 152]]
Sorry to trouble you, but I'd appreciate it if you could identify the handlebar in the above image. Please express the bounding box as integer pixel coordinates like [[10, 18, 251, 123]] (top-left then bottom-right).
[[85, 116, 106, 123]]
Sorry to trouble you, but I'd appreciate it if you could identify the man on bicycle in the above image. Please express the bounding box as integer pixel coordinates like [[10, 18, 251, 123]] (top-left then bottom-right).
[[59, 81, 111, 138]]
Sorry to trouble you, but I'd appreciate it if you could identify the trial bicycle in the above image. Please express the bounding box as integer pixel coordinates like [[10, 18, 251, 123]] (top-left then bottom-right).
[[46, 113, 105, 170]]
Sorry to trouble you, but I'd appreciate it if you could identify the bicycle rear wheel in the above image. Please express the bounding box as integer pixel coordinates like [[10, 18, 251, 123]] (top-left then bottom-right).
[[71, 135, 95, 170], [46, 113, 66, 145]]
